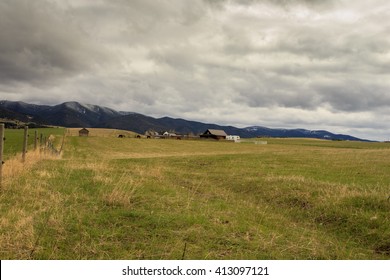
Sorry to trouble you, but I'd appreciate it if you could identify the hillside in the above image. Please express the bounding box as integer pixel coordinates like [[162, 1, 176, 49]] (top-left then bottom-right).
[[0, 100, 367, 141]]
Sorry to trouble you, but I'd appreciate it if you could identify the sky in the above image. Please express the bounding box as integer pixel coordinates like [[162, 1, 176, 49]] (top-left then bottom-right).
[[1, 0, 390, 141]]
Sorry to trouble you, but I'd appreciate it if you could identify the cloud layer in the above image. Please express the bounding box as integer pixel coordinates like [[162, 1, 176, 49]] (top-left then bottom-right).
[[1, 0, 390, 140]]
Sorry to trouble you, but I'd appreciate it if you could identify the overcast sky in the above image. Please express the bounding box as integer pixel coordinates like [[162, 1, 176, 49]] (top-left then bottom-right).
[[1, 0, 390, 140]]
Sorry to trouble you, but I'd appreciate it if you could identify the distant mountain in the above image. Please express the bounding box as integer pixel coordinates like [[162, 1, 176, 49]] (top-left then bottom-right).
[[0, 106, 34, 123], [0, 100, 124, 128], [244, 126, 364, 141], [100, 114, 254, 137], [0, 100, 368, 141], [40, 101, 124, 127]]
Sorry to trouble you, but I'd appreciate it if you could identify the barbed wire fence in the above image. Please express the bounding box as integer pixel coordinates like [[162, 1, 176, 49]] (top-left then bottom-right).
[[0, 125, 63, 188], [0, 124, 4, 189]]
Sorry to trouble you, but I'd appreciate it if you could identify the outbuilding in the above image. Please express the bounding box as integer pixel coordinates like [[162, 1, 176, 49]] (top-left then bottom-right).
[[79, 128, 89, 137], [200, 129, 227, 140], [226, 135, 241, 142]]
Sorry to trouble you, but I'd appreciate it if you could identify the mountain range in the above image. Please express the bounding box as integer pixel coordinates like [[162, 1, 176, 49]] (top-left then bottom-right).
[[0, 100, 367, 141]]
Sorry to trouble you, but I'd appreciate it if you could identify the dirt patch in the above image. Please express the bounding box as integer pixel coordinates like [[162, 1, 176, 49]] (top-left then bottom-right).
[[375, 243, 390, 256]]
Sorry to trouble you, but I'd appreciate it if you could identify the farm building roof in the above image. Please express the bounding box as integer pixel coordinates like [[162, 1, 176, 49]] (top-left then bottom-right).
[[204, 129, 227, 136]]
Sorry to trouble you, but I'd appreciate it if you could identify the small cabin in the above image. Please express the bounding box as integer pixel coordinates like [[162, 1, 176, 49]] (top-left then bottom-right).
[[79, 128, 89, 137], [200, 129, 227, 140]]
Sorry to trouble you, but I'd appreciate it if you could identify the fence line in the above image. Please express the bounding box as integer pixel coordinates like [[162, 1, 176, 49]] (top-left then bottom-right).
[[34, 130, 38, 150], [0, 124, 4, 188], [22, 126, 28, 163], [0, 124, 62, 186]]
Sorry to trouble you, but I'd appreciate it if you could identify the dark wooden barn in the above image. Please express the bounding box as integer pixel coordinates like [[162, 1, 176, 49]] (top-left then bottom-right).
[[200, 129, 227, 140], [79, 128, 89, 137]]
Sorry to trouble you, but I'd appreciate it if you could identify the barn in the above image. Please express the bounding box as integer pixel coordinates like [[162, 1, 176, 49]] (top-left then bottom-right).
[[200, 129, 227, 140], [79, 128, 89, 137]]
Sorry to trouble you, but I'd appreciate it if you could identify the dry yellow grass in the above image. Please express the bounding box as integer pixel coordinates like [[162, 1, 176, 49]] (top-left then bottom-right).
[[0, 174, 67, 259], [0, 208, 36, 258], [1, 149, 61, 186], [1, 131, 390, 259], [66, 128, 139, 138]]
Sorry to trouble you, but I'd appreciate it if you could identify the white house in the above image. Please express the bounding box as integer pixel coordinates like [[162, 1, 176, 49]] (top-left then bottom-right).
[[162, 131, 177, 138], [226, 135, 241, 142]]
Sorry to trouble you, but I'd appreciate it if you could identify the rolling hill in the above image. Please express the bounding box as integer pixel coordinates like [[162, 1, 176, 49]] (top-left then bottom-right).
[[0, 100, 367, 141]]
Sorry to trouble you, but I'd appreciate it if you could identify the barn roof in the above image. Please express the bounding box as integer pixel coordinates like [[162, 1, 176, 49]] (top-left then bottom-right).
[[205, 129, 227, 136], [79, 128, 89, 132]]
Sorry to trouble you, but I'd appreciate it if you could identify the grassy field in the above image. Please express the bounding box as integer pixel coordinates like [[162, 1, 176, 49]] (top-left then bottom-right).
[[1, 127, 65, 160], [0, 128, 389, 259]]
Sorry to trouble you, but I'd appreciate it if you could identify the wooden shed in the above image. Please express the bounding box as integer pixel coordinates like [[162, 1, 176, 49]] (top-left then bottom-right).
[[200, 129, 227, 140], [79, 128, 89, 137]]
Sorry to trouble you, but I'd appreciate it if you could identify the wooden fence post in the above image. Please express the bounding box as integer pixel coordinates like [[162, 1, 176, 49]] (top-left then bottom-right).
[[43, 136, 47, 154], [22, 126, 28, 163], [0, 124, 4, 188], [34, 130, 38, 150], [59, 133, 65, 154]]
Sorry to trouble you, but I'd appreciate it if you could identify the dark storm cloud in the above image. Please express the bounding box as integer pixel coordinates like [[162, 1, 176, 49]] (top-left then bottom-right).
[[204, 0, 335, 8], [315, 81, 390, 112], [0, 0, 106, 86]]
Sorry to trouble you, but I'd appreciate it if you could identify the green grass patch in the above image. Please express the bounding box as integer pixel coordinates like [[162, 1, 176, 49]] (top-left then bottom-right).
[[2, 128, 65, 160], [0, 136, 389, 259]]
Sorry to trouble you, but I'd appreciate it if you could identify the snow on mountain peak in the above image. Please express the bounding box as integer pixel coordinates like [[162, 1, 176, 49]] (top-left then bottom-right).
[[63, 102, 118, 115]]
